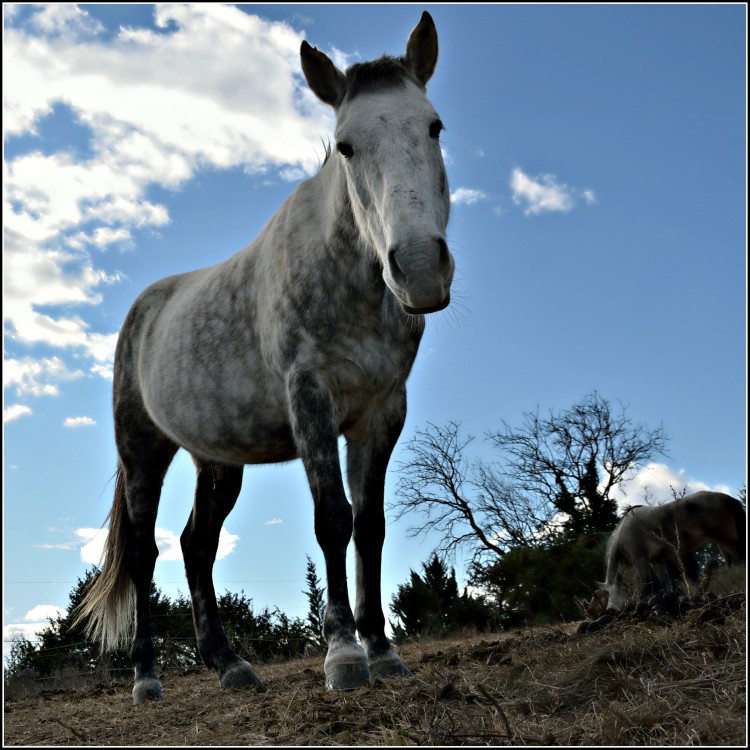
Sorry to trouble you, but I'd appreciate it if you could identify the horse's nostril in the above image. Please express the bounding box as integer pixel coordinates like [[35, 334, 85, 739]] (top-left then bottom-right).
[[436, 238, 451, 275], [387, 248, 408, 284]]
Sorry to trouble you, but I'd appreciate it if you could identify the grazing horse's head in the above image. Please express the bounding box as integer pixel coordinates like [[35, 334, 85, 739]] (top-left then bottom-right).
[[301, 11, 454, 315]]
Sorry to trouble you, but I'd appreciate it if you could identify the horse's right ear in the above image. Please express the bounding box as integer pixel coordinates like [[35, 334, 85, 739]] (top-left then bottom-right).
[[404, 11, 438, 87], [301, 41, 346, 108]]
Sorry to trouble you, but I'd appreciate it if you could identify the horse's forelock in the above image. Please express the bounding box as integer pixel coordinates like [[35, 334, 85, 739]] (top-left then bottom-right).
[[343, 56, 418, 101]]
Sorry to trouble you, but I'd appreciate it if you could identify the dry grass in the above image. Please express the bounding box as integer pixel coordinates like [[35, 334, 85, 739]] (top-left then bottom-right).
[[4, 593, 745, 746]]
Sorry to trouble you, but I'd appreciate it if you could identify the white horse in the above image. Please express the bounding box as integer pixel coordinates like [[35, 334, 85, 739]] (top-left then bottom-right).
[[74, 11, 455, 703]]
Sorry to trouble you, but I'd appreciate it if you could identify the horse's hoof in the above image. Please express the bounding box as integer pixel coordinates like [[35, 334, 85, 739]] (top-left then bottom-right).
[[219, 660, 264, 689], [133, 676, 163, 704], [325, 660, 371, 690], [368, 652, 412, 680]]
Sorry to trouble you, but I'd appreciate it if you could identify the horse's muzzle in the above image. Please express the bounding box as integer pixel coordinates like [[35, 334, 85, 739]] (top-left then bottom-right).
[[401, 293, 451, 315]]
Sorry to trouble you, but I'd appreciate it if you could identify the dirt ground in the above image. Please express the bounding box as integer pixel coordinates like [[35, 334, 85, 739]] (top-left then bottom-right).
[[3, 608, 746, 746]]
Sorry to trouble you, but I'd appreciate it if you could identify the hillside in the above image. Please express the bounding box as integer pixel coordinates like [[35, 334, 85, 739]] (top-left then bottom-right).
[[4, 599, 745, 746]]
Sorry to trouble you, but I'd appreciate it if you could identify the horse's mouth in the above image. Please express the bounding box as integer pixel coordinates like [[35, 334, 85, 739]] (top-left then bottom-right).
[[401, 294, 450, 316]]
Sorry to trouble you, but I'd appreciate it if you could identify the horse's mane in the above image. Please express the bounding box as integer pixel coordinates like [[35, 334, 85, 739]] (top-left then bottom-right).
[[319, 139, 333, 170], [344, 55, 418, 101]]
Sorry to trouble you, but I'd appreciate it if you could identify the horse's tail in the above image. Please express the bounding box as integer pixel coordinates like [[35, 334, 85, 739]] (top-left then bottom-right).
[[72, 466, 135, 652]]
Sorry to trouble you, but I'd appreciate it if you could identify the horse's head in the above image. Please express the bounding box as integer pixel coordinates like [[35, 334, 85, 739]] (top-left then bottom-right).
[[301, 12, 454, 315]]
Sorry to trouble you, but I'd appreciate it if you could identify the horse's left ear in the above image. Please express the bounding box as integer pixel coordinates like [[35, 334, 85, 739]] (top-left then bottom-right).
[[404, 11, 438, 87], [301, 41, 346, 108]]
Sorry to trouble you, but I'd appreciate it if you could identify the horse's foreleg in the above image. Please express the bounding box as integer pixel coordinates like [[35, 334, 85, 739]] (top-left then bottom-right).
[[288, 369, 368, 690], [346, 395, 411, 681], [180, 462, 262, 689], [634, 556, 659, 601]]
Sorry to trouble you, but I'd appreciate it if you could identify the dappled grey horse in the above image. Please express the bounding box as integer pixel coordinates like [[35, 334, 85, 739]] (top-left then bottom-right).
[[593, 491, 745, 612], [74, 11, 454, 703]]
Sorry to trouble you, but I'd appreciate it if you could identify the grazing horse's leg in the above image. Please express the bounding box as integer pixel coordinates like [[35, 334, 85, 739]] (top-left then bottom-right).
[[633, 551, 659, 602], [287, 369, 369, 690], [661, 555, 689, 593], [347, 392, 411, 680], [180, 461, 262, 689]]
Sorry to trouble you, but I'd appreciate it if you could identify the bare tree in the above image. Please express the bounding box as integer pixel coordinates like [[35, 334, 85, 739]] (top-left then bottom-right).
[[391, 393, 669, 564], [487, 392, 669, 537], [390, 421, 551, 565]]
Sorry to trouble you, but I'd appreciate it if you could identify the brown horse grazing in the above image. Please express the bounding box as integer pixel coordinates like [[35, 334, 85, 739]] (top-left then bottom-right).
[[591, 491, 745, 613]]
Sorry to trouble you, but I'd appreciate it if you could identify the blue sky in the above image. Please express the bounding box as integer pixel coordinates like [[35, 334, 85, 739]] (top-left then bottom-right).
[[3, 3, 747, 656]]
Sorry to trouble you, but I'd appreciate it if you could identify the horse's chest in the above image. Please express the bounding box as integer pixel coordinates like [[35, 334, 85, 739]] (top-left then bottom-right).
[[324, 332, 418, 411]]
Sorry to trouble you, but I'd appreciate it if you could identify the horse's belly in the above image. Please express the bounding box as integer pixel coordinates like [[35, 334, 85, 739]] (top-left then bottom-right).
[[141, 360, 298, 465]]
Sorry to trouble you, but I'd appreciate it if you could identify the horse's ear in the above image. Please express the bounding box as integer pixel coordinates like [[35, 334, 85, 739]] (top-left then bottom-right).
[[404, 11, 438, 87], [300, 41, 346, 108]]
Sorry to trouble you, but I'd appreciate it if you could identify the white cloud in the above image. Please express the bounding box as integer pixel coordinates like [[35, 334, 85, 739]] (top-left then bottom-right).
[[510, 168, 575, 215], [265, 518, 283, 525], [24, 604, 67, 622], [63, 416, 96, 428], [29, 3, 103, 37], [2, 604, 69, 651], [510, 167, 596, 216], [609, 462, 734, 509], [4, 404, 32, 423], [4, 4, 335, 400], [76, 525, 239, 564], [3, 622, 52, 645], [450, 187, 489, 206], [3, 356, 84, 397], [329, 45, 359, 72], [77, 527, 107, 564], [217, 527, 240, 559], [3, 231, 122, 373]]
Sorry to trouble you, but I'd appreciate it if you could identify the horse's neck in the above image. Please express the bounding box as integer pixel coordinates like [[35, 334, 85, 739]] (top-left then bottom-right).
[[278, 159, 404, 324], [312, 158, 373, 267]]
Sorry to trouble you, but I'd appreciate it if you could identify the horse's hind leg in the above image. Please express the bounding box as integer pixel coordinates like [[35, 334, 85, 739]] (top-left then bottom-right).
[[119, 437, 178, 703], [346, 394, 411, 680], [180, 460, 262, 689]]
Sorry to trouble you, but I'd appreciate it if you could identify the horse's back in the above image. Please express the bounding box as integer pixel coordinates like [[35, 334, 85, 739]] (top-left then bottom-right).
[[683, 491, 745, 554]]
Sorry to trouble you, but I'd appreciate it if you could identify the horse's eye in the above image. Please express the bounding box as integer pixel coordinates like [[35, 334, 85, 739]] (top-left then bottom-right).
[[429, 120, 444, 139], [337, 142, 354, 159]]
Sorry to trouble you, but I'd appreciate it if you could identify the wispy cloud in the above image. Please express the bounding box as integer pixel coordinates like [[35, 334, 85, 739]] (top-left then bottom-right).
[[450, 187, 490, 206], [4, 404, 33, 423], [4, 4, 335, 401], [607, 462, 734, 509], [581, 189, 598, 205], [265, 518, 283, 526], [4, 356, 84, 398], [329, 45, 359, 72], [24, 604, 67, 623], [63, 416, 96, 428], [75, 524, 239, 564], [510, 167, 595, 216], [3, 604, 69, 649]]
